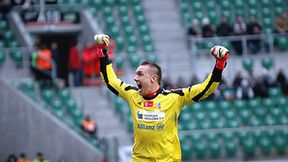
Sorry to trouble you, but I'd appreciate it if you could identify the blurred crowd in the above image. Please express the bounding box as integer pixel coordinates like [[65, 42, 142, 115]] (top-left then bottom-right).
[[163, 69, 288, 101], [5, 152, 54, 162], [188, 12, 288, 55], [30, 39, 116, 88]]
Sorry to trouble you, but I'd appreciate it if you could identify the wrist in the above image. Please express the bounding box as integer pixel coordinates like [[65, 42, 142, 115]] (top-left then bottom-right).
[[215, 61, 227, 70]]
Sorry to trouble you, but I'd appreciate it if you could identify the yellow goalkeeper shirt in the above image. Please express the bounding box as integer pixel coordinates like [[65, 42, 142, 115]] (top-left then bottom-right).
[[100, 57, 222, 162]]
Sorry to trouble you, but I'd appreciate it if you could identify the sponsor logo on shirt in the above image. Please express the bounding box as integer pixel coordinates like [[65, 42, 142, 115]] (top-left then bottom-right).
[[137, 123, 165, 131], [136, 110, 165, 121], [144, 101, 154, 107]]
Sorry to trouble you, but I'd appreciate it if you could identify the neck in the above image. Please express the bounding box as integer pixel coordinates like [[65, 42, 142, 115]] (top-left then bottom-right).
[[144, 86, 160, 98]]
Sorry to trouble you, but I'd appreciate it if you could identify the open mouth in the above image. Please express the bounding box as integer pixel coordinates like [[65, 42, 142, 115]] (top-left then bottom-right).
[[137, 83, 142, 89]]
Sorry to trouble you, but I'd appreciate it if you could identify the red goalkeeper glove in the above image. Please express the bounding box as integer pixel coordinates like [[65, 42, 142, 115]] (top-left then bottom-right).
[[210, 45, 229, 70], [94, 34, 110, 49]]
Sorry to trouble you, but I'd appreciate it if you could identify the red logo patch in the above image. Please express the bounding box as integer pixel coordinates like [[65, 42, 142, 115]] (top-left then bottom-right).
[[144, 101, 154, 107]]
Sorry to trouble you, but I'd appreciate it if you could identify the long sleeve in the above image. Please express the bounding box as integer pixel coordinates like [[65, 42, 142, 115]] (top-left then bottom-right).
[[100, 56, 137, 100], [179, 67, 222, 107]]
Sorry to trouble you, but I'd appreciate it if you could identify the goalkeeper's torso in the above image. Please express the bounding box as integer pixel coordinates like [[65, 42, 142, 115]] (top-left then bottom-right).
[[128, 89, 183, 161]]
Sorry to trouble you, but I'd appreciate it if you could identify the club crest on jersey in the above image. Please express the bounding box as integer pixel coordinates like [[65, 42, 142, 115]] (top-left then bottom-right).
[[144, 101, 154, 107], [156, 102, 161, 109]]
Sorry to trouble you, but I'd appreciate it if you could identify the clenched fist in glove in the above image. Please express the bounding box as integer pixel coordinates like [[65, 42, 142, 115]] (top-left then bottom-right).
[[94, 34, 110, 49], [210, 45, 229, 70]]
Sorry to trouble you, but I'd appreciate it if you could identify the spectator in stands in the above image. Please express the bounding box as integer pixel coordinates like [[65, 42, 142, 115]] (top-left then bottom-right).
[[236, 78, 254, 100], [276, 69, 287, 95], [246, 16, 262, 54], [20, 0, 37, 23], [274, 11, 288, 34], [6, 154, 17, 162], [233, 71, 244, 88], [33, 152, 48, 162], [81, 114, 97, 137], [201, 17, 215, 37], [0, 0, 13, 20], [31, 44, 53, 88], [276, 69, 287, 87], [262, 70, 275, 88], [50, 42, 59, 77], [176, 76, 187, 88], [162, 77, 175, 89], [188, 19, 201, 37], [82, 41, 99, 86], [17, 153, 30, 162], [216, 16, 233, 36], [252, 76, 268, 98], [232, 15, 246, 55], [190, 74, 199, 85], [68, 41, 82, 86]]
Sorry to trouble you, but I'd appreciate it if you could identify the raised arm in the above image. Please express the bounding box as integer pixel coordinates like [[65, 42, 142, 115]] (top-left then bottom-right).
[[99, 49, 137, 100], [95, 34, 137, 100], [180, 45, 229, 107]]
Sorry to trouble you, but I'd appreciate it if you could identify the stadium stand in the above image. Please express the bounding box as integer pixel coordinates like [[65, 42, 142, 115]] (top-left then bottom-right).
[[1, 0, 288, 162]]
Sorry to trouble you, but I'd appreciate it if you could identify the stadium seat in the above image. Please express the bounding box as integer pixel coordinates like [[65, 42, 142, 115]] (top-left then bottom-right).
[[194, 141, 208, 159], [261, 57, 274, 70], [234, 99, 247, 109], [274, 6, 284, 16], [72, 108, 84, 126], [242, 136, 256, 156], [273, 132, 286, 155], [261, 0, 271, 7], [223, 132, 238, 157], [129, 54, 140, 68], [226, 118, 240, 128], [209, 140, 221, 158], [10, 51, 23, 68], [276, 36, 288, 51], [119, 5, 129, 17], [248, 99, 261, 108], [258, 133, 273, 154], [208, 109, 221, 122], [41, 89, 55, 105], [146, 53, 158, 62], [180, 135, 193, 160], [238, 108, 252, 125], [0, 20, 8, 31], [0, 52, 5, 65], [242, 58, 253, 72], [223, 109, 236, 119], [268, 87, 282, 98], [277, 96, 288, 107], [213, 119, 226, 129], [52, 99, 63, 111], [224, 138, 237, 157], [253, 106, 268, 120], [66, 98, 77, 114], [249, 118, 262, 127]]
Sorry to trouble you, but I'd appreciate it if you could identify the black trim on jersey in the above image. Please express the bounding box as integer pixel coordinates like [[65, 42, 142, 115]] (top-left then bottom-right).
[[120, 81, 124, 86], [162, 88, 185, 96], [100, 56, 119, 96], [99, 55, 111, 66], [211, 66, 223, 82], [125, 86, 138, 91], [192, 67, 222, 102]]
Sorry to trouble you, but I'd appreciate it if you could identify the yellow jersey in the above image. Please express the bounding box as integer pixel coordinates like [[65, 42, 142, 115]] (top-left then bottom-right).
[[100, 57, 222, 162]]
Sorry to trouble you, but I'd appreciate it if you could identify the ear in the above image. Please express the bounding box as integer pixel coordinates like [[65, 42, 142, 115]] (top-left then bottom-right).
[[150, 74, 157, 83]]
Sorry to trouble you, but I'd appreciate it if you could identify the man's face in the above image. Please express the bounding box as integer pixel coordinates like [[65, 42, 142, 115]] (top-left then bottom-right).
[[134, 65, 157, 96]]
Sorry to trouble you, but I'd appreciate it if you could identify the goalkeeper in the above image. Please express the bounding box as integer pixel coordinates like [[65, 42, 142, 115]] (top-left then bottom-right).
[[95, 34, 229, 162]]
